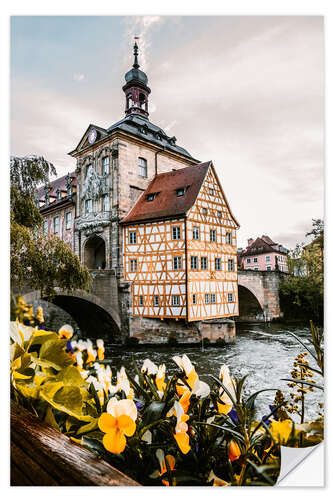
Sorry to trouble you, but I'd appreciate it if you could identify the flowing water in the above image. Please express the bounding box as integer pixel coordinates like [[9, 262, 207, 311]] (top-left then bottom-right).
[[105, 323, 323, 421]]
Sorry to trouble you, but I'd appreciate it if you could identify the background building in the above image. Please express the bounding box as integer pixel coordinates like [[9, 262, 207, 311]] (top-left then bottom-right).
[[238, 235, 289, 272]]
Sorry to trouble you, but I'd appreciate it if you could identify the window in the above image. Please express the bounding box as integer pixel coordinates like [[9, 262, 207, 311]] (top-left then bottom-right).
[[85, 199, 92, 213], [211, 293, 216, 304], [154, 296, 159, 306], [201, 256, 208, 270], [254, 267, 259, 271], [176, 188, 185, 196], [172, 295, 180, 306], [215, 257, 221, 270], [228, 293, 233, 303], [217, 211, 222, 218], [172, 226, 181, 240], [129, 231, 137, 244], [43, 220, 48, 235], [56, 188, 61, 201], [205, 293, 210, 304], [209, 188, 214, 196], [191, 256, 198, 270], [228, 259, 234, 272], [266, 266, 272, 271], [147, 193, 156, 201], [246, 258, 251, 263], [192, 294, 197, 304], [266, 256, 271, 262], [102, 193, 109, 211], [193, 226, 200, 240], [138, 157, 147, 178], [139, 295, 144, 306], [210, 229, 216, 242], [65, 212, 72, 230], [202, 207, 207, 215], [53, 216, 60, 234], [102, 156, 109, 175], [226, 232, 232, 244], [254, 257, 258, 263], [173, 256, 182, 270], [129, 259, 137, 272]]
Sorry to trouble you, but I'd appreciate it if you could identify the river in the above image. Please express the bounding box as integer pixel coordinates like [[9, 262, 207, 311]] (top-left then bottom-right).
[[104, 323, 323, 421]]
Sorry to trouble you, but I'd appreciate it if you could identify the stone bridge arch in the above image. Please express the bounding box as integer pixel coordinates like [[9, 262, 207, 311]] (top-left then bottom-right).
[[238, 270, 283, 321], [22, 288, 121, 341]]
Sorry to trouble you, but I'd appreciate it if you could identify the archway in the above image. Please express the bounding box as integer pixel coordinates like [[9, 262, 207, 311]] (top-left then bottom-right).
[[237, 285, 264, 322], [84, 236, 106, 270]]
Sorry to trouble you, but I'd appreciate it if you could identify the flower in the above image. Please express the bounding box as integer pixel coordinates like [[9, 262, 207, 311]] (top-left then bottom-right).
[[96, 339, 105, 360], [270, 419, 293, 444], [173, 354, 198, 389], [58, 324, 74, 340], [75, 351, 83, 370], [218, 364, 236, 406], [156, 449, 176, 486], [173, 401, 191, 454], [192, 378, 210, 398], [141, 358, 158, 375], [208, 470, 229, 486], [228, 440, 241, 462], [86, 346, 97, 364], [156, 364, 166, 392], [98, 397, 137, 454], [35, 306, 44, 324], [115, 367, 134, 398]]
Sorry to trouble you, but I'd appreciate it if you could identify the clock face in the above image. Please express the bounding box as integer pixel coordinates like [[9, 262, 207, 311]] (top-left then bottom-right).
[[88, 128, 97, 144]]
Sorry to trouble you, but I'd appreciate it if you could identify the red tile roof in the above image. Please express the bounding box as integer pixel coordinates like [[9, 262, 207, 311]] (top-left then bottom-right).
[[240, 236, 287, 257], [121, 161, 211, 224], [37, 172, 76, 201]]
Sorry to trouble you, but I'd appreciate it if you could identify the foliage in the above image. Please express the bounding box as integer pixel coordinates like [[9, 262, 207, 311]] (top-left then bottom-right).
[[279, 219, 324, 324], [10, 155, 90, 297], [10, 301, 324, 487]]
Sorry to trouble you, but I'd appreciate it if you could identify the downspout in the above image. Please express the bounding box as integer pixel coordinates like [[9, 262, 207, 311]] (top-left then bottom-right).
[[154, 146, 166, 176], [184, 216, 189, 321]]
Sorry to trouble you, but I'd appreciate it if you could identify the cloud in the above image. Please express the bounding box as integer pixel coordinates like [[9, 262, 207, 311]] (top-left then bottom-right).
[[123, 16, 164, 71], [73, 73, 85, 82]]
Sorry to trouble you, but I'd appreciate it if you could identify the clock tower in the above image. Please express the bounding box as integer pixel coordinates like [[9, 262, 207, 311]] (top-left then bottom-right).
[[122, 41, 151, 118]]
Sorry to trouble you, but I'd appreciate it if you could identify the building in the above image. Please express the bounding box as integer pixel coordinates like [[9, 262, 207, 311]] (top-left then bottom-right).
[[121, 161, 239, 322], [36, 42, 240, 340], [36, 172, 77, 251], [238, 235, 289, 272]]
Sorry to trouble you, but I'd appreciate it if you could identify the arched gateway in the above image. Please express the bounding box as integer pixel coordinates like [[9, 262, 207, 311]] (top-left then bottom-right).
[[22, 288, 121, 341]]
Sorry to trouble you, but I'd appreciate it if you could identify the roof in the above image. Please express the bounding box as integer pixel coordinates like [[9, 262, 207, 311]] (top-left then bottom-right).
[[240, 236, 288, 257], [36, 172, 76, 207], [121, 161, 211, 224], [106, 114, 194, 159]]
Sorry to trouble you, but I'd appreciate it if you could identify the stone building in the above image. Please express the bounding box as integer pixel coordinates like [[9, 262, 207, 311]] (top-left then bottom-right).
[[36, 42, 240, 343]]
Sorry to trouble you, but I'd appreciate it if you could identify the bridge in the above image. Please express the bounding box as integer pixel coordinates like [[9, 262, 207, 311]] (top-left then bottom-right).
[[237, 270, 284, 322], [18, 270, 285, 341]]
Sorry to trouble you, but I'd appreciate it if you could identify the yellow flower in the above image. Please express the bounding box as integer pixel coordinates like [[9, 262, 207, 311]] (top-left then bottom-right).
[[208, 470, 229, 486], [270, 419, 293, 444], [228, 440, 241, 462], [218, 365, 236, 406], [98, 397, 137, 454], [141, 358, 158, 375], [35, 306, 44, 324], [156, 449, 176, 486], [173, 354, 198, 389], [217, 402, 233, 415], [58, 324, 74, 339], [96, 339, 105, 360], [156, 364, 166, 392], [23, 304, 34, 323], [173, 401, 191, 454], [86, 346, 97, 364]]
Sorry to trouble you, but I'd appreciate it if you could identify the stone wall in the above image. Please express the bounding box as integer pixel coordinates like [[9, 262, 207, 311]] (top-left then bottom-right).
[[32, 299, 79, 332], [128, 316, 235, 344]]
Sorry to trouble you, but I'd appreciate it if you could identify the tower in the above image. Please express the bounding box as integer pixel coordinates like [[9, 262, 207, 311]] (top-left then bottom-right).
[[122, 41, 151, 118]]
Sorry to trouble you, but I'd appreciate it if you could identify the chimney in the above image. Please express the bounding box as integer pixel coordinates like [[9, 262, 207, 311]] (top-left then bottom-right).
[[247, 238, 254, 247]]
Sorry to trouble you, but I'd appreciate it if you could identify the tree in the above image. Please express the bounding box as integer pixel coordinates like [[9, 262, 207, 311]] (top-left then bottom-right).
[[279, 219, 324, 324], [10, 155, 91, 297]]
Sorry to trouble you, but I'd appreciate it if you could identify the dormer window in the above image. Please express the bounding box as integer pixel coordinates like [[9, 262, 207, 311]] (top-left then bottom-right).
[[176, 187, 185, 197], [155, 133, 161, 141], [56, 188, 61, 201], [169, 136, 176, 145], [146, 193, 156, 202]]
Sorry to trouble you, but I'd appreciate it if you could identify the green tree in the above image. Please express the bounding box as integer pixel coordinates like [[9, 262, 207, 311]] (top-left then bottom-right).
[[279, 219, 324, 324], [10, 155, 90, 297]]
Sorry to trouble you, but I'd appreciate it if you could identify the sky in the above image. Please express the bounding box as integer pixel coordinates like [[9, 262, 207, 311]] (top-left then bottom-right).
[[10, 15, 324, 249]]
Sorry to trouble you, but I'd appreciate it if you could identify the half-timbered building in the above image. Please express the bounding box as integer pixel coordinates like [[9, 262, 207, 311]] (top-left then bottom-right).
[[121, 161, 239, 322]]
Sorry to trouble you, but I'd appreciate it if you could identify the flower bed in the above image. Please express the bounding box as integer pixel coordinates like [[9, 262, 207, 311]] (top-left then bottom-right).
[[10, 298, 324, 486]]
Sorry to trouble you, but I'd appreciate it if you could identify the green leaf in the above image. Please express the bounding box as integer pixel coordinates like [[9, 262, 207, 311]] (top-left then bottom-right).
[[53, 386, 83, 415], [39, 339, 73, 370], [76, 418, 99, 435], [209, 375, 237, 407], [142, 401, 166, 427], [245, 388, 277, 409], [44, 406, 60, 430], [194, 421, 245, 443], [56, 366, 86, 387]]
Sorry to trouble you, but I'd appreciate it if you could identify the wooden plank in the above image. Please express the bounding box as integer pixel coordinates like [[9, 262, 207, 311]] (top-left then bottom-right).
[[11, 402, 140, 486], [10, 462, 34, 486], [11, 440, 59, 486]]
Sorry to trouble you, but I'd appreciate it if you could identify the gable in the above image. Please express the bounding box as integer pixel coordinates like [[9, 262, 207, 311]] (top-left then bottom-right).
[[69, 124, 108, 155], [187, 164, 239, 228]]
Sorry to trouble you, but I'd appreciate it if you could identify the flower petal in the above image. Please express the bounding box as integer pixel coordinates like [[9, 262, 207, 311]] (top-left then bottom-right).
[[117, 414, 136, 436], [174, 432, 190, 454], [103, 429, 126, 454], [98, 412, 117, 433]]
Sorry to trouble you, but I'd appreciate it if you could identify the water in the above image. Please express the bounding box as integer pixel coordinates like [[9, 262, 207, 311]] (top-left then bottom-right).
[[104, 323, 323, 421]]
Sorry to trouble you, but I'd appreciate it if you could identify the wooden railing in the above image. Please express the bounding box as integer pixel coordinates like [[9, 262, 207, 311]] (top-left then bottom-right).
[[10, 402, 140, 486]]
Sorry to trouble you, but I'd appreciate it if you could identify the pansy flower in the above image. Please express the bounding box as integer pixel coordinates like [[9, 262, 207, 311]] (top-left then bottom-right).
[[98, 397, 137, 454]]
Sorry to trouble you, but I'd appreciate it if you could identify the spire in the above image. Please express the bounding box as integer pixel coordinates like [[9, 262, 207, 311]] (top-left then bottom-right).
[[133, 40, 140, 69]]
